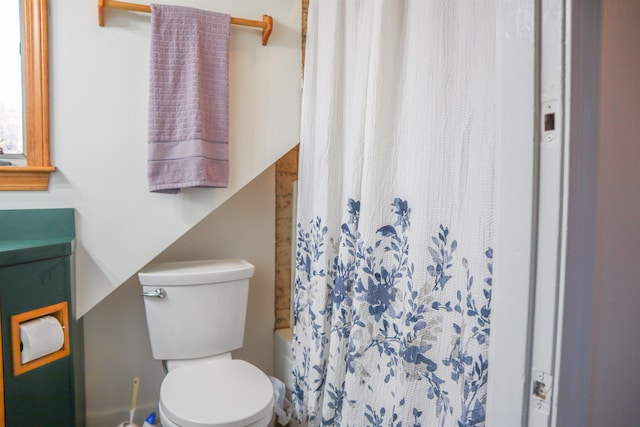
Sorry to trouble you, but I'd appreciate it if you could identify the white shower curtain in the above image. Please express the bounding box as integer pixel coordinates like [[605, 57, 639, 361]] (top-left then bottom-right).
[[292, 1, 495, 426]]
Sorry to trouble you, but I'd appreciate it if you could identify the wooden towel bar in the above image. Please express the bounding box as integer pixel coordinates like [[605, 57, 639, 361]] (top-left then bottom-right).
[[97, 0, 273, 46]]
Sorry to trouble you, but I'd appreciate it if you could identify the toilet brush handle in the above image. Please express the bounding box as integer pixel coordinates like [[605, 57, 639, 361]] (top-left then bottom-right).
[[129, 377, 139, 411]]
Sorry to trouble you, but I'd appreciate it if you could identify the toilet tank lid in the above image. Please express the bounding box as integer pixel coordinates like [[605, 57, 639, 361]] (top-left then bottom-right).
[[138, 259, 255, 286]]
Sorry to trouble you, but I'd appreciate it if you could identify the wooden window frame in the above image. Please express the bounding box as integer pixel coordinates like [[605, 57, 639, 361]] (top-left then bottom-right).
[[0, 0, 55, 191]]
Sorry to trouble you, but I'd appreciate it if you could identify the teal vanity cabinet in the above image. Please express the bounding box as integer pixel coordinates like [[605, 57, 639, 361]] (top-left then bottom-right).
[[0, 209, 85, 427]]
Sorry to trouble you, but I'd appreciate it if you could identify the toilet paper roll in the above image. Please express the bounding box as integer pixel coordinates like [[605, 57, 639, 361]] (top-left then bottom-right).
[[20, 315, 65, 364]]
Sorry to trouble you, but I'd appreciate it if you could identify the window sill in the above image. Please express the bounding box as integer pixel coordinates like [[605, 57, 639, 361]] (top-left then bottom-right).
[[0, 166, 56, 191]]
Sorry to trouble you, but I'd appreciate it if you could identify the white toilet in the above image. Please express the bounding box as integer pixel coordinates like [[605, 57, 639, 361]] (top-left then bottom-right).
[[138, 259, 274, 427]]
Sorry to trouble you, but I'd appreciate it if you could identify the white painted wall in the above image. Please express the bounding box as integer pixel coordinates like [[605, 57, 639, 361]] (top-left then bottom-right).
[[555, 1, 601, 425], [0, 0, 301, 317], [558, 1, 640, 425], [83, 166, 276, 426], [589, 1, 640, 424]]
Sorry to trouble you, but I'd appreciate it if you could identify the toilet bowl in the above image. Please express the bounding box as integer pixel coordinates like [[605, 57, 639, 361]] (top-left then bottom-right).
[[158, 360, 273, 427], [137, 259, 273, 427]]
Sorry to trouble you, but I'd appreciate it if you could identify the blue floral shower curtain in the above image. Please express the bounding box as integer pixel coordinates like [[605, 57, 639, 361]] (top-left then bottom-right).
[[292, 1, 495, 426]]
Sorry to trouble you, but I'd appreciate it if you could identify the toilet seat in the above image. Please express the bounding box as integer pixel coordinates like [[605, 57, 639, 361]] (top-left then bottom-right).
[[159, 359, 274, 427]]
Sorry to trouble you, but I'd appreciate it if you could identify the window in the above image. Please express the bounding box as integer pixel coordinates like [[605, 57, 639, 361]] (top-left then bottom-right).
[[0, 0, 24, 160], [0, 0, 54, 191]]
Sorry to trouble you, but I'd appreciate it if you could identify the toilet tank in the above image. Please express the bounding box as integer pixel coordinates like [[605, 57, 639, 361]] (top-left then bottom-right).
[[138, 259, 255, 361]]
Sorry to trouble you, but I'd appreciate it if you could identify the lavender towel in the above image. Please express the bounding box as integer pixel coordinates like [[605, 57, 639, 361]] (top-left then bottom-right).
[[148, 4, 230, 193]]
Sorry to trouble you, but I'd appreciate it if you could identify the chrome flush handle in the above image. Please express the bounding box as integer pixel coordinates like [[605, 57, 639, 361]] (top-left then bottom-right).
[[142, 288, 166, 299]]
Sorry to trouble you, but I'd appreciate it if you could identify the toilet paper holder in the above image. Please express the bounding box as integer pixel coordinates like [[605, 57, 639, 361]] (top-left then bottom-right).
[[10, 301, 70, 376]]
